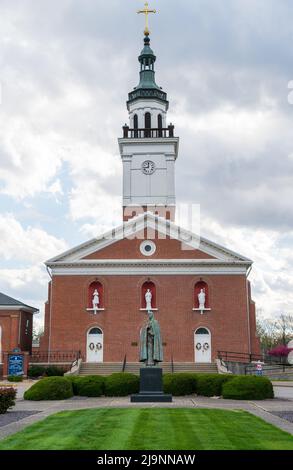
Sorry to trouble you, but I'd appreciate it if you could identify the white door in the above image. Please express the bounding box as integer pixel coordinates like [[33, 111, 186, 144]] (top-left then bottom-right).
[[87, 328, 103, 363], [195, 328, 211, 363]]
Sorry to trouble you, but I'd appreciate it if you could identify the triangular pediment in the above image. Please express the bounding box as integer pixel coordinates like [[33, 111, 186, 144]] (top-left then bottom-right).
[[46, 213, 252, 266]]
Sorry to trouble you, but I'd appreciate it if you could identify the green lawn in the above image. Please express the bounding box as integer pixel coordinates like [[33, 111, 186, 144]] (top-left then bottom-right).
[[0, 408, 292, 450]]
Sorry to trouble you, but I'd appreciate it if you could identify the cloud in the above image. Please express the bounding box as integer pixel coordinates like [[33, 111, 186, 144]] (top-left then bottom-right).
[[201, 216, 293, 317], [0, 214, 67, 263], [0, 0, 293, 325]]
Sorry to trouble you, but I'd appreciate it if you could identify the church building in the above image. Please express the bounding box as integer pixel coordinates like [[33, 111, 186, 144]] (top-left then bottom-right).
[[39, 24, 260, 370]]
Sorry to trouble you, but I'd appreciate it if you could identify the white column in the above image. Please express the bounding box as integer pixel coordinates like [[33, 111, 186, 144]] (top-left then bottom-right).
[[122, 156, 132, 205], [166, 154, 176, 204]]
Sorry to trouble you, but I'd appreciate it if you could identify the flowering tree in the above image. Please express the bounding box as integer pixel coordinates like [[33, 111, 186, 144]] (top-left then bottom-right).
[[268, 346, 293, 358]]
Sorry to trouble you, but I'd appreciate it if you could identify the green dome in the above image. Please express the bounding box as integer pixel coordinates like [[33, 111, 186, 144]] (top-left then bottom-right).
[[127, 34, 168, 108]]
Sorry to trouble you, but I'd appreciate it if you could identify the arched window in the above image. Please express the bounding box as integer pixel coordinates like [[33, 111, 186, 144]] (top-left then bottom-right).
[[158, 114, 162, 128], [141, 281, 156, 309], [133, 114, 138, 129], [89, 327, 103, 335], [88, 281, 104, 310], [196, 328, 210, 335], [158, 114, 163, 137], [194, 281, 209, 309], [144, 112, 151, 137]]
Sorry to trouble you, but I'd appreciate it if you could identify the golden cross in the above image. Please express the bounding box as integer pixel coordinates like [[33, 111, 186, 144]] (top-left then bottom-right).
[[137, 2, 157, 35]]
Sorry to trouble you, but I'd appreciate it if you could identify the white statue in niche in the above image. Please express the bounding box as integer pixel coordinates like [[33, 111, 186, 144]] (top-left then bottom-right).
[[92, 289, 100, 311], [198, 288, 206, 310], [145, 289, 152, 311]]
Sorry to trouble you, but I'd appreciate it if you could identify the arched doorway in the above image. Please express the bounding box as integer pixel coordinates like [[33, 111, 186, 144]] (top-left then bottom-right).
[[194, 328, 211, 363], [86, 327, 103, 363]]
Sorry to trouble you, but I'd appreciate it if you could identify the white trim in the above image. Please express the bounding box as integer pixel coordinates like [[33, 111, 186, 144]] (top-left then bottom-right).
[[49, 258, 250, 266], [48, 259, 249, 276], [88, 326, 104, 335], [193, 308, 212, 313], [140, 240, 157, 256], [46, 213, 252, 266], [86, 308, 105, 312], [87, 326, 104, 363], [0, 306, 37, 313], [194, 327, 212, 363], [118, 137, 179, 160], [140, 308, 158, 311]]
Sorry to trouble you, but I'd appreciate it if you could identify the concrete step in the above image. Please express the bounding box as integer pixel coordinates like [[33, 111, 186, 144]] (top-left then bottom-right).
[[79, 362, 218, 376]]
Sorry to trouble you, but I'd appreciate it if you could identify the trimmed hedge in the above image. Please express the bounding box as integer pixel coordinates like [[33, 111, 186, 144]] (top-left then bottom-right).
[[24, 377, 73, 401], [196, 374, 234, 397], [163, 373, 197, 396], [104, 373, 139, 397], [64, 375, 81, 394], [28, 365, 65, 378], [72, 376, 105, 397], [222, 376, 274, 400], [45, 366, 65, 377], [7, 375, 23, 383], [28, 365, 46, 378], [0, 387, 17, 414]]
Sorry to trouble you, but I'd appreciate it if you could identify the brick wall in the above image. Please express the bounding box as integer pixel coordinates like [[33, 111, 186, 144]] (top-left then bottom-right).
[[42, 272, 258, 363]]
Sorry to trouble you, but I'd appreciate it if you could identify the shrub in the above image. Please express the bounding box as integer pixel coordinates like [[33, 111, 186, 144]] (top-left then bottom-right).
[[44, 366, 64, 377], [222, 376, 274, 400], [64, 375, 81, 394], [104, 373, 139, 397], [7, 375, 23, 383], [24, 377, 73, 401], [28, 365, 46, 378], [73, 376, 105, 397], [163, 373, 197, 396], [0, 387, 17, 414], [28, 366, 65, 378], [196, 374, 234, 397]]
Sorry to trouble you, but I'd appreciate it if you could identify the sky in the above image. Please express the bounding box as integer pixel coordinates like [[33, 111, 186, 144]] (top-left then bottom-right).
[[0, 0, 293, 330]]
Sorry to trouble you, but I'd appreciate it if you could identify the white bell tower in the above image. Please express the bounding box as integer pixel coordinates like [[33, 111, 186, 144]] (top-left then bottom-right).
[[118, 31, 179, 221]]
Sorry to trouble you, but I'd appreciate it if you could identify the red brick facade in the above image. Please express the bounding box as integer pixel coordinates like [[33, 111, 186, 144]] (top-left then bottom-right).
[[0, 309, 33, 357], [41, 229, 260, 363]]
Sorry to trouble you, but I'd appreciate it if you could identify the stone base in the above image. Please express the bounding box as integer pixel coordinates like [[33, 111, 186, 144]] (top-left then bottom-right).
[[130, 367, 172, 403], [131, 392, 172, 403]]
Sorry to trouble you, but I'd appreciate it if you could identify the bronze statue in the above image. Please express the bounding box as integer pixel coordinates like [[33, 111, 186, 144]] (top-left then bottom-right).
[[140, 310, 163, 366]]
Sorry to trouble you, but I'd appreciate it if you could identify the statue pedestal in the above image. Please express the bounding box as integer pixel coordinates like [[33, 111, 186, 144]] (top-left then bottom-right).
[[131, 368, 172, 403]]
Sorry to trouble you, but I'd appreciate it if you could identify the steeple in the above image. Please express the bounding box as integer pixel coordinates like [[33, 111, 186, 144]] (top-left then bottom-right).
[[127, 32, 168, 109], [118, 5, 179, 222]]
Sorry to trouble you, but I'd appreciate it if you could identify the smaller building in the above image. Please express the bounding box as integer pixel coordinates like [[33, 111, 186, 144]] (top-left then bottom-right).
[[0, 293, 38, 370]]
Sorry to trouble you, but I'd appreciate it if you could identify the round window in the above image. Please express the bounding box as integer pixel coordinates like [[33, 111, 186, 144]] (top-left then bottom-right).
[[140, 240, 156, 257]]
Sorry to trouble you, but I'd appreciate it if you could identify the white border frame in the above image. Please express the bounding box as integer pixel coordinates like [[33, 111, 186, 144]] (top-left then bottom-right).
[[140, 240, 157, 257]]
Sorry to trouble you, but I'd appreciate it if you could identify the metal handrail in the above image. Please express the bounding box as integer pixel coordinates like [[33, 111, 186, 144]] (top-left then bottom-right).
[[29, 350, 80, 363], [122, 354, 127, 373], [218, 350, 289, 365]]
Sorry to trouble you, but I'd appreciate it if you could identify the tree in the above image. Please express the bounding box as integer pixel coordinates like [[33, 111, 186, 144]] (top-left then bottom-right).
[[276, 314, 293, 346], [256, 313, 293, 353], [33, 327, 44, 342]]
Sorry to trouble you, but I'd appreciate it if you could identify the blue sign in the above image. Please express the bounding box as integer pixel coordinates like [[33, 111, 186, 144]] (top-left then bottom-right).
[[8, 354, 24, 377]]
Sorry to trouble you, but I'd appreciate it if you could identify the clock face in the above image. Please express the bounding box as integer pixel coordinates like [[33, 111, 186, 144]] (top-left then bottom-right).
[[142, 160, 156, 175]]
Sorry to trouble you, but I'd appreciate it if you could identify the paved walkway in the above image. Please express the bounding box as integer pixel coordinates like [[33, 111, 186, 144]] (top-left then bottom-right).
[[272, 382, 293, 400]]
